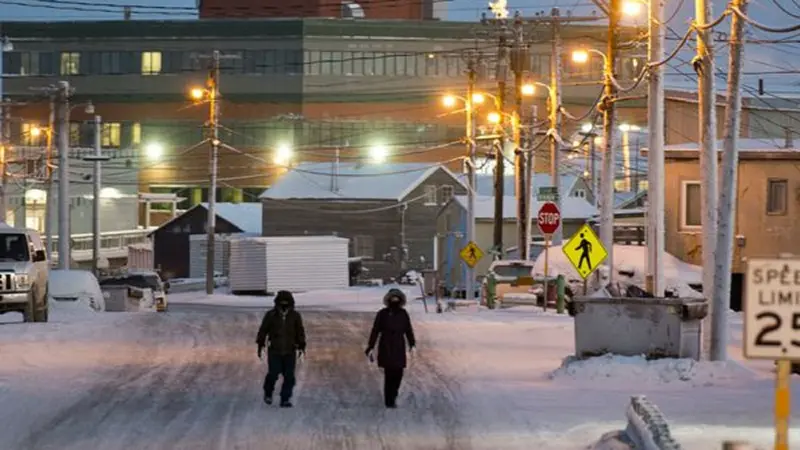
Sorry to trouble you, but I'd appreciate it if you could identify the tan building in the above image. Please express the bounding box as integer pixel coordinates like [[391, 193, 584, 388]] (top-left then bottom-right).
[[661, 137, 800, 307]]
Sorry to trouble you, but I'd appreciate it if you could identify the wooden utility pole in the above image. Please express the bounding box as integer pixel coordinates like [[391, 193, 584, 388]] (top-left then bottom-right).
[[206, 50, 221, 295], [465, 54, 478, 300], [493, 19, 509, 259], [512, 12, 528, 260], [56, 81, 71, 269], [696, 0, 719, 359], [549, 7, 564, 245]]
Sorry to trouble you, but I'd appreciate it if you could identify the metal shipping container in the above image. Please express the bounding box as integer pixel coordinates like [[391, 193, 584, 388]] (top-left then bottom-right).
[[229, 236, 349, 294], [189, 234, 238, 279]]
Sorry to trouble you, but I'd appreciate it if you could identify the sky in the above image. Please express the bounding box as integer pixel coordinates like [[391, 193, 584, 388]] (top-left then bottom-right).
[[0, 0, 798, 95]]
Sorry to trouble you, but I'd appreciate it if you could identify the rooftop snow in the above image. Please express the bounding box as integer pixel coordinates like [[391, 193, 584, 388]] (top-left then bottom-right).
[[664, 138, 799, 152], [260, 163, 465, 201], [199, 202, 262, 234], [454, 195, 598, 220]]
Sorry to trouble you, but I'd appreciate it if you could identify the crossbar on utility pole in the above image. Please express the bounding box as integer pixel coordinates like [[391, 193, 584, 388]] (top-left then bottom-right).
[[646, 0, 666, 297], [56, 81, 71, 269], [206, 50, 221, 295], [696, 0, 719, 360]]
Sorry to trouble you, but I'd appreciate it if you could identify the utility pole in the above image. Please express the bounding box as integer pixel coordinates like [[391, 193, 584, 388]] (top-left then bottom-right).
[[512, 12, 528, 260], [696, 0, 719, 359], [465, 55, 477, 301], [84, 116, 110, 277], [712, 0, 747, 362], [599, 0, 620, 284], [525, 104, 538, 260], [646, 0, 665, 297], [549, 7, 564, 245], [0, 103, 8, 224], [56, 81, 71, 270], [206, 50, 221, 295], [45, 98, 54, 260], [493, 19, 509, 259]]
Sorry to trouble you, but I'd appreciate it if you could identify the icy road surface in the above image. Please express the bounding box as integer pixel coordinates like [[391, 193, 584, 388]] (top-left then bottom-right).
[[3, 304, 471, 450]]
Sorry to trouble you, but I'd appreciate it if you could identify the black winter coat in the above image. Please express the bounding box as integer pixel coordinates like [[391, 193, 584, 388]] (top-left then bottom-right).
[[367, 306, 416, 369], [256, 308, 306, 356]]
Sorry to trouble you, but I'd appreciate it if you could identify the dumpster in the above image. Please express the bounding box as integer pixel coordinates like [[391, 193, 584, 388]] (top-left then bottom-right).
[[569, 296, 708, 360]]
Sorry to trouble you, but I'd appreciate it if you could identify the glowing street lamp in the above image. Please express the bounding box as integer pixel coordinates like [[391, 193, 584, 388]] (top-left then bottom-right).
[[572, 49, 590, 64], [581, 123, 594, 133], [487, 112, 502, 124], [190, 87, 206, 101], [521, 84, 536, 96], [369, 144, 388, 164], [442, 95, 457, 108], [471, 93, 485, 104], [30, 126, 42, 137], [145, 142, 164, 160], [622, 0, 643, 16], [274, 143, 293, 165]]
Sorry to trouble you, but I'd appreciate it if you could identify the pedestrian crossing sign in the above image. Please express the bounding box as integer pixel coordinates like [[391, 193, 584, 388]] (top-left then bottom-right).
[[562, 224, 608, 279], [460, 241, 484, 268]]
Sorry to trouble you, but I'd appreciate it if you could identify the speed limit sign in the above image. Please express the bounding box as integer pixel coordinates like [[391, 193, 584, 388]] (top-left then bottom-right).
[[744, 258, 800, 360]]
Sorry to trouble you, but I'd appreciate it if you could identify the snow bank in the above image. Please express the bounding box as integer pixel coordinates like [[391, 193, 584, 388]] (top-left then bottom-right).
[[533, 245, 703, 298], [550, 354, 755, 387]]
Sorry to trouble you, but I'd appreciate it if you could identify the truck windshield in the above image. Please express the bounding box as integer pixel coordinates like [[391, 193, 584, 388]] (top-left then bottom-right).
[[0, 234, 29, 262], [492, 264, 533, 278]]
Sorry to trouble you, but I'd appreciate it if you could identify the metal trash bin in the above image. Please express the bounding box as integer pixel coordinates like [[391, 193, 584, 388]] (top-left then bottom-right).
[[569, 296, 708, 360]]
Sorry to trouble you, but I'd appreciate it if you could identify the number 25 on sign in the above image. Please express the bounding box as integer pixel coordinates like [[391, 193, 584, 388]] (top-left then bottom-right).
[[745, 259, 800, 359]]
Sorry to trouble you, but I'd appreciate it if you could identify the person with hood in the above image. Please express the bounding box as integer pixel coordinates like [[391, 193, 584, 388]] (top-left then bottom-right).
[[365, 288, 416, 408], [256, 290, 306, 407]]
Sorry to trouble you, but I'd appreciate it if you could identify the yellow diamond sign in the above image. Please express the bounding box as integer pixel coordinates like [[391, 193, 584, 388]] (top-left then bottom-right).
[[459, 241, 484, 268], [562, 223, 608, 279]]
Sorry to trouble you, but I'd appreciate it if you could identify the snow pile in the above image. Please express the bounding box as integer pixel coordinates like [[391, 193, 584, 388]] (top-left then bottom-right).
[[48, 269, 105, 313], [533, 245, 703, 298], [550, 354, 755, 387]]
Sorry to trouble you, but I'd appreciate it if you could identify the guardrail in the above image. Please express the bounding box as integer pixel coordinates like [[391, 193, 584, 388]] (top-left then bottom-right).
[[47, 228, 153, 263]]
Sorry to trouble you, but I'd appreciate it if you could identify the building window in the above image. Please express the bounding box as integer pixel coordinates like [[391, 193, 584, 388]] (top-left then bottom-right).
[[131, 122, 141, 145], [423, 185, 437, 205], [681, 181, 701, 228], [767, 179, 788, 215], [440, 184, 454, 204], [141, 51, 162, 75], [102, 122, 121, 148], [638, 180, 649, 191], [21, 123, 44, 146], [352, 235, 374, 259], [60, 52, 80, 75], [69, 123, 81, 147], [573, 189, 586, 199], [20, 52, 39, 76]]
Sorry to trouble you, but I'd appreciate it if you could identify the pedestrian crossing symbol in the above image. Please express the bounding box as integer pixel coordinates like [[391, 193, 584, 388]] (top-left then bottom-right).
[[459, 241, 484, 268], [562, 224, 608, 279]]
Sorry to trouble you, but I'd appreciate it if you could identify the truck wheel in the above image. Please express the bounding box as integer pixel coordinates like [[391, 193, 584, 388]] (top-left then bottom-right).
[[22, 292, 35, 323], [35, 289, 49, 323]]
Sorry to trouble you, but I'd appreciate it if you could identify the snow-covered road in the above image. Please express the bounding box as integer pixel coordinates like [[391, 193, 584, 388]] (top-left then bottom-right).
[[3, 304, 471, 450]]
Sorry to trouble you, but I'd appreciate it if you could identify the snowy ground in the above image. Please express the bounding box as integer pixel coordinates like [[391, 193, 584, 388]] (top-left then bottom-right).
[[0, 286, 797, 449]]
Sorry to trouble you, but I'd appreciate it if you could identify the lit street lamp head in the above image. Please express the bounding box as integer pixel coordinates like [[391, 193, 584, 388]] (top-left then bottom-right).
[[369, 144, 388, 164], [521, 84, 535, 96], [622, 0, 643, 16], [442, 95, 457, 108], [274, 143, 293, 165], [145, 143, 164, 160], [30, 127, 42, 137], [487, 112, 501, 124], [190, 87, 205, 101], [471, 93, 485, 104], [572, 50, 589, 64]]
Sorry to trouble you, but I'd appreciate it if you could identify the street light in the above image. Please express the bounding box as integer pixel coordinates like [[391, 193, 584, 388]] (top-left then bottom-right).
[[487, 112, 502, 124], [472, 93, 485, 104], [145, 142, 163, 160], [369, 144, 388, 163], [190, 87, 206, 101], [572, 50, 590, 64], [521, 84, 536, 96], [274, 143, 292, 165], [30, 126, 42, 137], [581, 123, 594, 133], [622, 0, 643, 16], [442, 95, 457, 108]]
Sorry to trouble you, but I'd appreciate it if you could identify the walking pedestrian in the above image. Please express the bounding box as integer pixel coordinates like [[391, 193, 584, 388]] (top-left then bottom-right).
[[256, 290, 306, 408], [365, 288, 416, 408]]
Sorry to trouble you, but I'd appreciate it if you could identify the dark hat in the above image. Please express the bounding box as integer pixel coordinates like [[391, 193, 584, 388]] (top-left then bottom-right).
[[274, 290, 295, 308], [383, 288, 407, 307]]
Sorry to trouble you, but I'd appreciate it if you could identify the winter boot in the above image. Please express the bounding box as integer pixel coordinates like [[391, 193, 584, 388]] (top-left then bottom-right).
[[263, 393, 273, 405], [280, 400, 293, 408]]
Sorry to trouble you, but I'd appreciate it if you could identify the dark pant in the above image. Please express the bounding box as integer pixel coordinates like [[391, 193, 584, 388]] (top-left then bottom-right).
[[383, 367, 404, 406], [263, 352, 297, 402]]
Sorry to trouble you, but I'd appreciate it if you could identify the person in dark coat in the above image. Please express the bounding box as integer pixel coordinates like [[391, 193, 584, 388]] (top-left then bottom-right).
[[256, 290, 306, 408], [365, 288, 416, 408]]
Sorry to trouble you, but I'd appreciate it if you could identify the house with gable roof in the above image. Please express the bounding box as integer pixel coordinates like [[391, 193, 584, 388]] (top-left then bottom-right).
[[260, 162, 467, 280]]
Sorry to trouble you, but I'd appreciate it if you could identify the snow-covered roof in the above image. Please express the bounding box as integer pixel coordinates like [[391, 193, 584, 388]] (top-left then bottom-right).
[[260, 163, 465, 201], [475, 174, 580, 198], [453, 195, 597, 220], [200, 202, 262, 234], [663, 138, 799, 153]]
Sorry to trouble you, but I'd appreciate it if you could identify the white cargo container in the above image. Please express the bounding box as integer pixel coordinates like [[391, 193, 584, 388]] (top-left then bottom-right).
[[189, 234, 248, 279], [229, 236, 349, 294]]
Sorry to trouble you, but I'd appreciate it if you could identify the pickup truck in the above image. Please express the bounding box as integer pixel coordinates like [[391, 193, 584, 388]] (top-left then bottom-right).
[[0, 227, 49, 322]]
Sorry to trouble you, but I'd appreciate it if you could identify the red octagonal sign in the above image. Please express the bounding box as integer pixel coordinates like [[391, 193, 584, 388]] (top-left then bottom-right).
[[537, 202, 561, 235]]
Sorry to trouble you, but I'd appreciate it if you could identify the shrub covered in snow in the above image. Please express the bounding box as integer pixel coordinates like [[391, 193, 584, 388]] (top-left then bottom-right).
[[550, 354, 754, 386]]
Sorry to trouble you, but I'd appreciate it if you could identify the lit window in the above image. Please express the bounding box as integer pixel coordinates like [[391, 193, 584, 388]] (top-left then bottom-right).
[[102, 122, 121, 148], [141, 51, 162, 75], [131, 122, 141, 145], [638, 180, 649, 191], [423, 185, 437, 205], [440, 184, 454, 204], [21, 123, 43, 146], [681, 181, 701, 228], [69, 123, 81, 147], [767, 179, 788, 215], [60, 52, 80, 75]]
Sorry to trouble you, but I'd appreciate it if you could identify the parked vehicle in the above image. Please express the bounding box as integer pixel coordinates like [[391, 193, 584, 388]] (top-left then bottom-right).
[[49, 269, 105, 312], [0, 227, 49, 322], [99, 271, 169, 312], [480, 260, 536, 306]]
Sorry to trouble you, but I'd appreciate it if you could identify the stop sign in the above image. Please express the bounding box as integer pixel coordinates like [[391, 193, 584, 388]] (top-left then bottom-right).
[[537, 202, 561, 235]]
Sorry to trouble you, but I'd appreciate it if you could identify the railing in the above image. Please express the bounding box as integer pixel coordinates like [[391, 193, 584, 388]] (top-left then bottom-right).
[[47, 229, 153, 263]]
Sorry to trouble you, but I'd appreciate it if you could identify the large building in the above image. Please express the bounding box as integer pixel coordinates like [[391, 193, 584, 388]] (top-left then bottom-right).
[[1, 18, 795, 228]]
